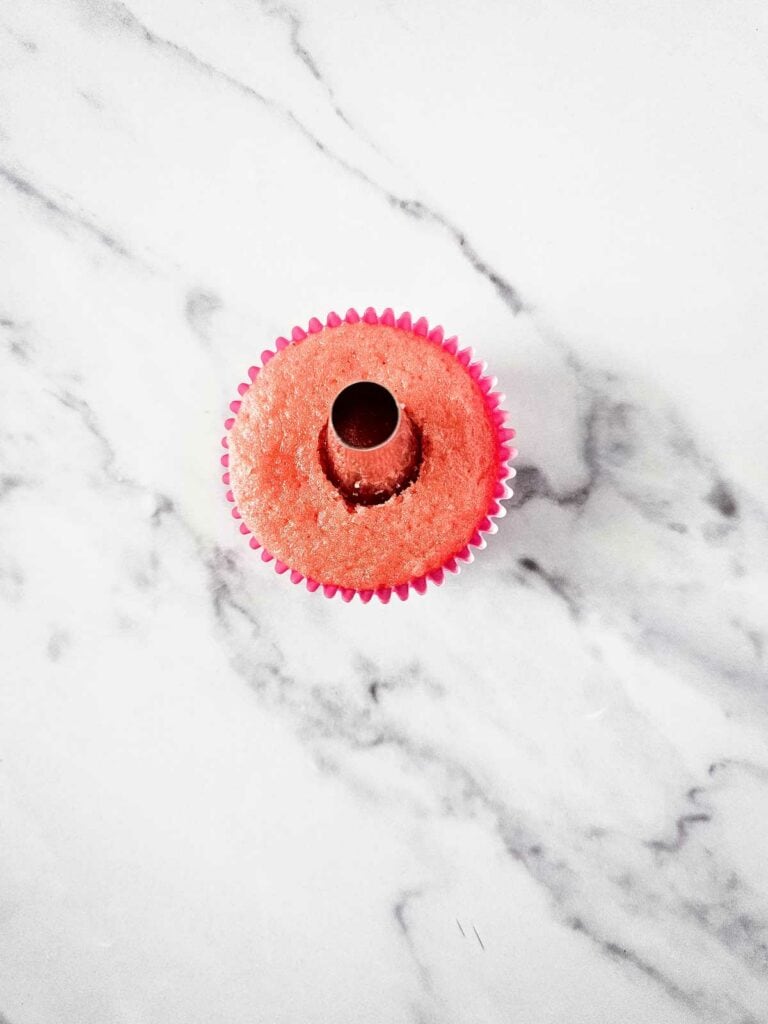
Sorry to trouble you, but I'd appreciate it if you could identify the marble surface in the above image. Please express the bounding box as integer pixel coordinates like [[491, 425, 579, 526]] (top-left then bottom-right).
[[2, 1, 768, 1021]]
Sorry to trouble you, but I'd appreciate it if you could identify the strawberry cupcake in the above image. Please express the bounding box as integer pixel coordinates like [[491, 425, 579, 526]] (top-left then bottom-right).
[[221, 308, 516, 603]]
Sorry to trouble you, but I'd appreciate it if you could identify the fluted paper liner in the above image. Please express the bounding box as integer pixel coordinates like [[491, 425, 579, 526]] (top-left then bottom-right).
[[221, 306, 517, 603]]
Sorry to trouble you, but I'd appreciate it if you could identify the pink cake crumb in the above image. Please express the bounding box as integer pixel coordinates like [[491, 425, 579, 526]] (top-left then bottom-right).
[[229, 320, 502, 592]]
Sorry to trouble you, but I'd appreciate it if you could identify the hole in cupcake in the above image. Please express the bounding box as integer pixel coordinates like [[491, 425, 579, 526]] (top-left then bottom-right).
[[320, 382, 422, 506], [330, 381, 399, 450]]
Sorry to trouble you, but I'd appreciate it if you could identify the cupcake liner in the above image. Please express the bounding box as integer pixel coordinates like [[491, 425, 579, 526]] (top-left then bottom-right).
[[221, 307, 517, 603]]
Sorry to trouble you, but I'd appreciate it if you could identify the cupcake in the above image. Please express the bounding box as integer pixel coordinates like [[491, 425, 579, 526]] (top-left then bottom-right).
[[221, 307, 516, 602]]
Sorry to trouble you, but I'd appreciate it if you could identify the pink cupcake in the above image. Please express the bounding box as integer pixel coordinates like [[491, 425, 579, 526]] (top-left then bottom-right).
[[221, 307, 516, 603]]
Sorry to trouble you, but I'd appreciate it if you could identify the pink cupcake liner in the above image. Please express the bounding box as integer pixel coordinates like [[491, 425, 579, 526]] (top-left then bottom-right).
[[221, 307, 517, 603]]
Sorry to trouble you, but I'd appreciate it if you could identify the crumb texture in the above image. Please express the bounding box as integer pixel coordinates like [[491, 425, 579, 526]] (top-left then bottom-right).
[[230, 323, 497, 588]]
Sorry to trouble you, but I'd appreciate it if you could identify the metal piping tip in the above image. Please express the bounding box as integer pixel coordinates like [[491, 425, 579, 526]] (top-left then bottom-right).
[[322, 381, 420, 505]]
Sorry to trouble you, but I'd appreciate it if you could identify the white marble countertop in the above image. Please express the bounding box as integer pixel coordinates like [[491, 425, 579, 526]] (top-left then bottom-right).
[[2, 2, 768, 1022]]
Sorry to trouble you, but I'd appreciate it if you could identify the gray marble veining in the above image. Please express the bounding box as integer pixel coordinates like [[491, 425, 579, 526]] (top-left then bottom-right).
[[1, 1, 767, 1022]]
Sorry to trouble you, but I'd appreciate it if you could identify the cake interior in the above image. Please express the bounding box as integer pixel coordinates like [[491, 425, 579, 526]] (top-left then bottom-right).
[[229, 322, 498, 590]]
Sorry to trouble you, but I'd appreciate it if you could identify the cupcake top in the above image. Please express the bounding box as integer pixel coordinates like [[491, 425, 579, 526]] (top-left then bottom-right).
[[223, 310, 515, 601]]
